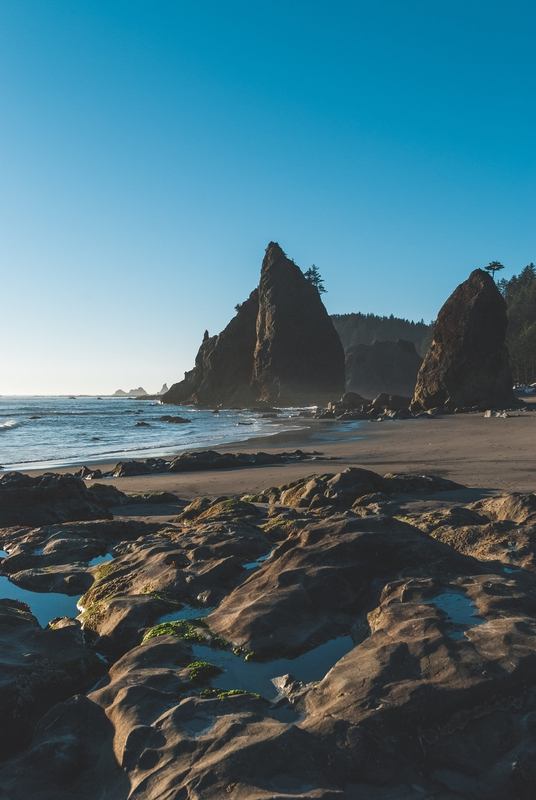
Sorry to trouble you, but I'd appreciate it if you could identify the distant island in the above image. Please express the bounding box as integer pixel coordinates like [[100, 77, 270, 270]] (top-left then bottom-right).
[[113, 383, 168, 397]]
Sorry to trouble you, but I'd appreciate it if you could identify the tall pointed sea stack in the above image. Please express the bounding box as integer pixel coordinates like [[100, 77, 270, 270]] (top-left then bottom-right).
[[162, 242, 345, 407], [252, 242, 345, 405], [411, 269, 515, 411]]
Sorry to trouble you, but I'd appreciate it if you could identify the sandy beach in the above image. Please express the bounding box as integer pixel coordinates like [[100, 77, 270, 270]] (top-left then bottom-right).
[[23, 402, 536, 501]]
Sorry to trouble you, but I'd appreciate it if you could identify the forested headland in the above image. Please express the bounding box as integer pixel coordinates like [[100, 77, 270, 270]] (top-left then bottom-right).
[[498, 264, 536, 384]]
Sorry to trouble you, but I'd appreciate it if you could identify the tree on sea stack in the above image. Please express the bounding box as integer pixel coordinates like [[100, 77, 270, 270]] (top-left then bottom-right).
[[485, 261, 505, 281], [304, 264, 326, 293]]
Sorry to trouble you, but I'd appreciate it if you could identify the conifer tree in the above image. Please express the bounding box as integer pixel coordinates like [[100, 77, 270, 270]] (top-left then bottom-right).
[[485, 261, 505, 281], [304, 264, 326, 294]]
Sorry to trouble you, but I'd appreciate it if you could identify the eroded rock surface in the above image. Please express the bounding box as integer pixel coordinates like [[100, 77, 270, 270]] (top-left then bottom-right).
[[0, 599, 103, 761], [3, 473, 536, 797]]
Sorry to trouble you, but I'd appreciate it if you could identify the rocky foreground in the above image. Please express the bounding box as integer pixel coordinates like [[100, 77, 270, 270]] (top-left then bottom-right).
[[2, 467, 536, 798]]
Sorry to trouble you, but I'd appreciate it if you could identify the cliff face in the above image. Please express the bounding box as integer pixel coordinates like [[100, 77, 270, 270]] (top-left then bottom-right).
[[252, 243, 345, 406], [162, 243, 345, 407], [345, 339, 422, 399], [411, 269, 515, 410]]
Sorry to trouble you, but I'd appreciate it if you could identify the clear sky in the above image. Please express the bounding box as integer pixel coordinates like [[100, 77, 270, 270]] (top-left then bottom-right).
[[1, 0, 535, 394]]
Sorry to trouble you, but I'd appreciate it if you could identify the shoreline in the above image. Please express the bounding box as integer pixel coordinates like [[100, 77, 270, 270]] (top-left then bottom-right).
[[11, 419, 362, 476], [9, 405, 536, 501]]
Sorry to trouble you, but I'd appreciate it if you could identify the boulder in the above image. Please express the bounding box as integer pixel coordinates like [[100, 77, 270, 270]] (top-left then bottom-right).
[[0, 473, 112, 528], [0, 600, 103, 760], [412, 269, 515, 410], [345, 339, 422, 398]]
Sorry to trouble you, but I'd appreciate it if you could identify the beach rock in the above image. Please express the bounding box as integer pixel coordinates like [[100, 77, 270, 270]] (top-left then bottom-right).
[[162, 242, 345, 407], [370, 392, 412, 410], [86, 482, 130, 508], [109, 458, 168, 477], [0, 599, 103, 761], [0, 472, 112, 528], [251, 242, 345, 406], [7, 485, 536, 797], [76, 519, 273, 656], [0, 637, 339, 799], [73, 465, 103, 480], [159, 415, 191, 423], [254, 467, 464, 509], [0, 694, 128, 797], [208, 515, 482, 658], [345, 338, 423, 398], [168, 448, 313, 473], [299, 575, 536, 796], [339, 391, 369, 409], [411, 269, 515, 411]]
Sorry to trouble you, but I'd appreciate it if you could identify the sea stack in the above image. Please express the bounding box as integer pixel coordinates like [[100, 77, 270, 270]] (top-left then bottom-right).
[[411, 269, 515, 411], [162, 242, 345, 407], [251, 242, 345, 405]]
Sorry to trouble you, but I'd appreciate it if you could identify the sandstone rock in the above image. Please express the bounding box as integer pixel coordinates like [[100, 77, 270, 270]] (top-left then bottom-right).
[[254, 467, 464, 509], [300, 575, 536, 796], [346, 338, 423, 398], [412, 269, 515, 411], [208, 515, 480, 658], [0, 472, 112, 528], [251, 242, 345, 406], [0, 599, 103, 761], [6, 486, 536, 797]]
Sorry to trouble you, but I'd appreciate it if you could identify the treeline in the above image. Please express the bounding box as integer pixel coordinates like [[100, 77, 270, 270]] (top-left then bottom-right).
[[331, 312, 432, 356], [498, 264, 536, 384]]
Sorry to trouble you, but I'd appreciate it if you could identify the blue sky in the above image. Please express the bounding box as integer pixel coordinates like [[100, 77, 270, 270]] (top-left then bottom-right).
[[1, 0, 534, 394]]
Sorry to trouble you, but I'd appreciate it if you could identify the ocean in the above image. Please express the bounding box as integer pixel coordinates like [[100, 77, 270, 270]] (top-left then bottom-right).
[[0, 396, 310, 471]]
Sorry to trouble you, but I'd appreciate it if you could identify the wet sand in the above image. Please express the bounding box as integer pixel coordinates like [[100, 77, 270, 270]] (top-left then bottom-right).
[[23, 402, 536, 501]]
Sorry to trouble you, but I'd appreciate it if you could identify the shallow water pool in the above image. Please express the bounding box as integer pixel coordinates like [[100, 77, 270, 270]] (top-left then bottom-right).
[[191, 635, 355, 701], [0, 575, 80, 626], [158, 605, 214, 624], [88, 554, 113, 567], [424, 591, 485, 639], [243, 550, 275, 570]]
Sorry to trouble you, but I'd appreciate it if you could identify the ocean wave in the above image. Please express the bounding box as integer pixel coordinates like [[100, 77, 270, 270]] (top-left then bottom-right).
[[0, 420, 18, 431]]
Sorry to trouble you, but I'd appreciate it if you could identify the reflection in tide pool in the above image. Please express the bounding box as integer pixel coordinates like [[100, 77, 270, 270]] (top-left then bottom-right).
[[424, 591, 485, 639], [191, 635, 355, 701], [88, 554, 113, 567], [243, 551, 275, 570], [0, 576, 80, 626], [158, 605, 213, 624]]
